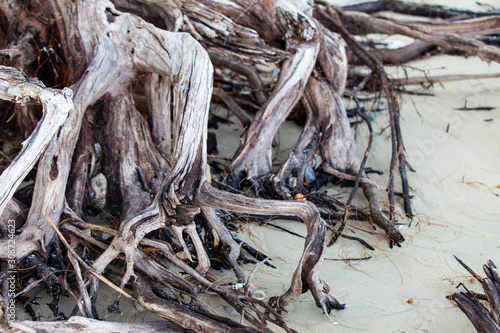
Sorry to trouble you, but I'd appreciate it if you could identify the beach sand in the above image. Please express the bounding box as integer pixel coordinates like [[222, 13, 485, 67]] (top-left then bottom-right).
[[208, 53, 500, 332]]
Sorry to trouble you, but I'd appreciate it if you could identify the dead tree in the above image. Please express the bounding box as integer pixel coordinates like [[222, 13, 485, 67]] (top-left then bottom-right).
[[0, 0, 499, 331]]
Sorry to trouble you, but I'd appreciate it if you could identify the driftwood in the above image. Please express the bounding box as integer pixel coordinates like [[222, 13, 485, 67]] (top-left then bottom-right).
[[5, 316, 190, 333], [450, 257, 500, 333], [0, 0, 499, 331], [0, 67, 72, 217]]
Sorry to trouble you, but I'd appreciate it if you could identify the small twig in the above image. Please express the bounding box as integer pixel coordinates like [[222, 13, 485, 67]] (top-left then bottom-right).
[[67, 235, 94, 318], [246, 257, 271, 289], [324, 256, 372, 262], [14, 271, 62, 299], [208, 154, 232, 163], [263, 222, 305, 238], [346, 89, 375, 207], [0, 150, 13, 162], [328, 91, 376, 247], [453, 254, 484, 281], [321, 165, 383, 190], [210, 53, 267, 105], [455, 106, 495, 111], [320, 5, 414, 220], [340, 234, 375, 250], [213, 88, 253, 127], [392, 73, 500, 86]]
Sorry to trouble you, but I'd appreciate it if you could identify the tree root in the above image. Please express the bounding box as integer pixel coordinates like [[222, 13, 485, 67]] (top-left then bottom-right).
[[450, 257, 500, 333], [2, 0, 499, 331], [196, 182, 345, 313], [7, 316, 191, 333]]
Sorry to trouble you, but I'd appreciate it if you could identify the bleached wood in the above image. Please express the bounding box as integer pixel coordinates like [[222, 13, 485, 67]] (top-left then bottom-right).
[[0, 66, 72, 217], [6, 0, 486, 328], [229, 40, 319, 182], [6, 316, 188, 333], [340, 10, 500, 63]]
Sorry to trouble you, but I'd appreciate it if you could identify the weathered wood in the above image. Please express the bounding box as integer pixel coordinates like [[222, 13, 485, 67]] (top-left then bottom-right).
[[0, 198, 27, 232], [3, 0, 499, 331], [451, 259, 500, 333], [337, 10, 500, 63], [391, 72, 500, 86], [0, 66, 72, 218], [144, 73, 173, 159], [302, 75, 404, 244], [212, 88, 253, 127], [228, 40, 319, 185], [99, 91, 167, 220], [339, 0, 483, 18], [6, 316, 191, 333], [210, 53, 267, 105], [346, 40, 433, 65], [65, 102, 101, 215], [196, 182, 345, 314], [134, 274, 262, 333]]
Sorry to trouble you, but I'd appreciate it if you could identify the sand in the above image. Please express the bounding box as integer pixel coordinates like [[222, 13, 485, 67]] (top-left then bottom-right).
[[207, 53, 500, 332], [251, 55, 500, 333]]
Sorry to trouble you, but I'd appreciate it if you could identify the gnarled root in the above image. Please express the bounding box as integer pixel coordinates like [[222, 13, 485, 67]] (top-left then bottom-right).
[[133, 274, 263, 333], [227, 39, 319, 187], [275, 70, 403, 245], [196, 182, 344, 313], [362, 183, 404, 246]]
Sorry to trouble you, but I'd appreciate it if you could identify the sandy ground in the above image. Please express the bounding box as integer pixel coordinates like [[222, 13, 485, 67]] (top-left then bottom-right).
[[204, 53, 500, 333], [12, 1, 500, 332]]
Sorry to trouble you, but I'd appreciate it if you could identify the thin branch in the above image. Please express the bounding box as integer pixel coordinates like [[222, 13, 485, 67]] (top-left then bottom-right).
[[43, 213, 135, 300], [392, 72, 500, 86]]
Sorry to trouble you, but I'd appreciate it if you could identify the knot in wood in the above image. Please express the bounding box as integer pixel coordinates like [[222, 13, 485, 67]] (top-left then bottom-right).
[[172, 205, 201, 225]]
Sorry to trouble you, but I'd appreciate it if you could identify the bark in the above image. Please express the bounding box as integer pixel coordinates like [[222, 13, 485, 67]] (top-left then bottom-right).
[[339, 0, 485, 18], [335, 10, 500, 63], [196, 183, 345, 313], [144, 73, 172, 159], [99, 91, 168, 219], [0, 68, 71, 213], [347, 40, 433, 65], [450, 258, 500, 333], [0, 66, 74, 259], [0, 198, 27, 232], [210, 53, 267, 106], [134, 274, 261, 333]]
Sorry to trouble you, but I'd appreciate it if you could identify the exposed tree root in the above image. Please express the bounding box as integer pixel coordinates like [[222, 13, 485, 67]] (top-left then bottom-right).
[[1, 0, 499, 331], [450, 257, 500, 333]]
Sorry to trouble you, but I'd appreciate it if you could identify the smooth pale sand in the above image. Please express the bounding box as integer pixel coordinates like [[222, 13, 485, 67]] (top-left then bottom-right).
[[13, 1, 499, 332]]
